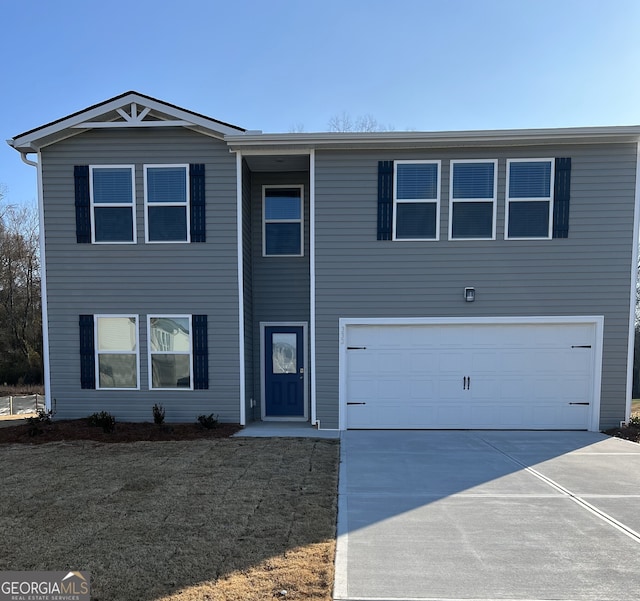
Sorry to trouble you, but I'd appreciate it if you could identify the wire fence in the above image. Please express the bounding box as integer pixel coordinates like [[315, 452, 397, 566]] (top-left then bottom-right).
[[0, 394, 42, 417]]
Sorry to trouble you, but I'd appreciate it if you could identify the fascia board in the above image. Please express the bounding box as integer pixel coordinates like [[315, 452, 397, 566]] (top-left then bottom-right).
[[226, 125, 640, 150]]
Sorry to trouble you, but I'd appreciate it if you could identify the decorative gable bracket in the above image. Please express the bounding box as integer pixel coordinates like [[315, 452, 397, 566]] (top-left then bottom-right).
[[72, 102, 193, 129]]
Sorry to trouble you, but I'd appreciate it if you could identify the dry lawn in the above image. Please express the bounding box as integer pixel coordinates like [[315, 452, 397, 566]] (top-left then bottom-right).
[[0, 438, 339, 601]]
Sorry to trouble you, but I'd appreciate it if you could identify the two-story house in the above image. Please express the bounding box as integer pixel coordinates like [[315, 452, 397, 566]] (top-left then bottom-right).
[[8, 92, 640, 431]]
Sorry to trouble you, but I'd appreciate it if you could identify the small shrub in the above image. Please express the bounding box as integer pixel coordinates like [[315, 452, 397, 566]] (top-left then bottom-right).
[[197, 413, 219, 430], [87, 411, 116, 433], [628, 415, 640, 428], [26, 408, 54, 437], [152, 403, 166, 425]]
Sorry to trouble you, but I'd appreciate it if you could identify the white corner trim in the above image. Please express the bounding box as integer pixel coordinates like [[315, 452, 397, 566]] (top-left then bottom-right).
[[36, 152, 51, 411], [309, 149, 317, 426], [626, 142, 640, 423], [236, 152, 246, 426]]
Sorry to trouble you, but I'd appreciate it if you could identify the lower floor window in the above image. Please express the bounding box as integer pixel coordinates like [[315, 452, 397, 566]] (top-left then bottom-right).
[[95, 316, 139, 389], [81, 313, 206, 390], [148, 315, 193, 389]]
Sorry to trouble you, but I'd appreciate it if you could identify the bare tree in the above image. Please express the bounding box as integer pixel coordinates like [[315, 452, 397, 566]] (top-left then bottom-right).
[[327, 111, 394, 133], [0, 194, 42, 385]]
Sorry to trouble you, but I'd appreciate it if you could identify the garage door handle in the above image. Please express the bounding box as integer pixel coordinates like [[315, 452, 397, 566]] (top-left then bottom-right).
[[569, 402, 590, 405], [347, 402, 367, 405]]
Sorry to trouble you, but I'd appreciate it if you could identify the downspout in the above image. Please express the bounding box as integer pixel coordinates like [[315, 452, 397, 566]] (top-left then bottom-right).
[[19, 151, 51, 413], [20, 152, 38, 168]]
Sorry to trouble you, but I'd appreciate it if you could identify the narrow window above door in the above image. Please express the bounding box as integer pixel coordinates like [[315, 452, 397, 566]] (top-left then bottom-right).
[[263, 186, 304, 256]]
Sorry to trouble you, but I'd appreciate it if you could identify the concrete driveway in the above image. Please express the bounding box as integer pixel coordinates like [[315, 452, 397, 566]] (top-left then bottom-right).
[[335, 430, 640, 601]]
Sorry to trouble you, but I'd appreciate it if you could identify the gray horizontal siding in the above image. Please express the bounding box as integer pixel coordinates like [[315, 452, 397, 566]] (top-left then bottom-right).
[[314, 143, 638, 430], [41, 128, 241, 422]]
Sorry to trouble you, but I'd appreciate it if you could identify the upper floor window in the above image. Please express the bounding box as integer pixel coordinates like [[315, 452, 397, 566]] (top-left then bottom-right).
[[90, 166, 136, 243], [95, 315, 139, 389], [263, 186, 304, 256], [393, 161, 440, 240], [449, 160, 497, 240], [144, 165, 190, 243], [148, 315, 193, 389], [506, 159, 554, 239]]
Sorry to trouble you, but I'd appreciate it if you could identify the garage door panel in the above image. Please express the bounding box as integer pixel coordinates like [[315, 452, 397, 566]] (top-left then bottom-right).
[[471, 351, 499, 373], [499, 351, 530, 373], [347, 377, 377, 403], [378, 351, 407, 372], [410, 352, 439, 373], [468, 377, 500, 400], [438, 375, 467, 399], [439, 351, 467, 372], [409, 378, 435, 399], [345, 321, 596, 430]]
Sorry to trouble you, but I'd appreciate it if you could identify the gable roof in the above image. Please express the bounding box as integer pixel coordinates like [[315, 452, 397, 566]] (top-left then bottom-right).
[[8, 91, 246, 153]]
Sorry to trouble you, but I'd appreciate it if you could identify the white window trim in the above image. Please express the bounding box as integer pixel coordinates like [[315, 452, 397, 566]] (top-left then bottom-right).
[[392, 160, 441, 241], [89, 165, 136, 244], [147, 314, 194, 391], [94, 314, 140, 390], [144, 164, 191, 244], [505, 158, 555, 240], [448, 159, 498, 241], [262, 184, 304, 257]]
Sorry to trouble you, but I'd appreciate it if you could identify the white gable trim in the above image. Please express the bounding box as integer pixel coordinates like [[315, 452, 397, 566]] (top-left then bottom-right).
[[9, 92, 244, 152]]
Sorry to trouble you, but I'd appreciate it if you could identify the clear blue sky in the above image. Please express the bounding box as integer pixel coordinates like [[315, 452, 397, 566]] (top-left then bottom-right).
[[1, 0, 639, 208]]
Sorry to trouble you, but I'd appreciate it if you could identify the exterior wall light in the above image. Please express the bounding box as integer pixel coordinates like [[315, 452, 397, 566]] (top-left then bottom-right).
[[464, 287, 475, 302]]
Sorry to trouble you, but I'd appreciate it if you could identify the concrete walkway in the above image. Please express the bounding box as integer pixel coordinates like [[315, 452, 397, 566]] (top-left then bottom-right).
[[233, 421, 340, 438], [335, 430, 640, 601]]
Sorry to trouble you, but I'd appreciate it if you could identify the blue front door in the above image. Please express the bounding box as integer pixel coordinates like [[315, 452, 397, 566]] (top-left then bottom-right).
[[264, 326, 305, 417]]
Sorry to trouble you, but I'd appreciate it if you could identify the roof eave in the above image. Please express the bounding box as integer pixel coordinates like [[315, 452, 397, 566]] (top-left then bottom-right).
[[226, 125, 640, 151]]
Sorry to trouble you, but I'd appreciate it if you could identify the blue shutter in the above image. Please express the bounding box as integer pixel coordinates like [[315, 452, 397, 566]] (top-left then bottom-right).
[[74, 166, 91, 243], [377, 161, 393, 240], [553, 158, 571, 238], [79, 315, 95, 389], [190, 164, 206, 243], [192, 315, 208, 389]]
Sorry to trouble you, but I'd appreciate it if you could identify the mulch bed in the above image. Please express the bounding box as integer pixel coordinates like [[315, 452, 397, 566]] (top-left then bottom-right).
[[0, 419, 242, 444], [604, 423, 640, 443]]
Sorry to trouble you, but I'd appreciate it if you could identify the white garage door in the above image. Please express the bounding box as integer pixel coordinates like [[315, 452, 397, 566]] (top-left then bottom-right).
[[345, 321, 597, 430]]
